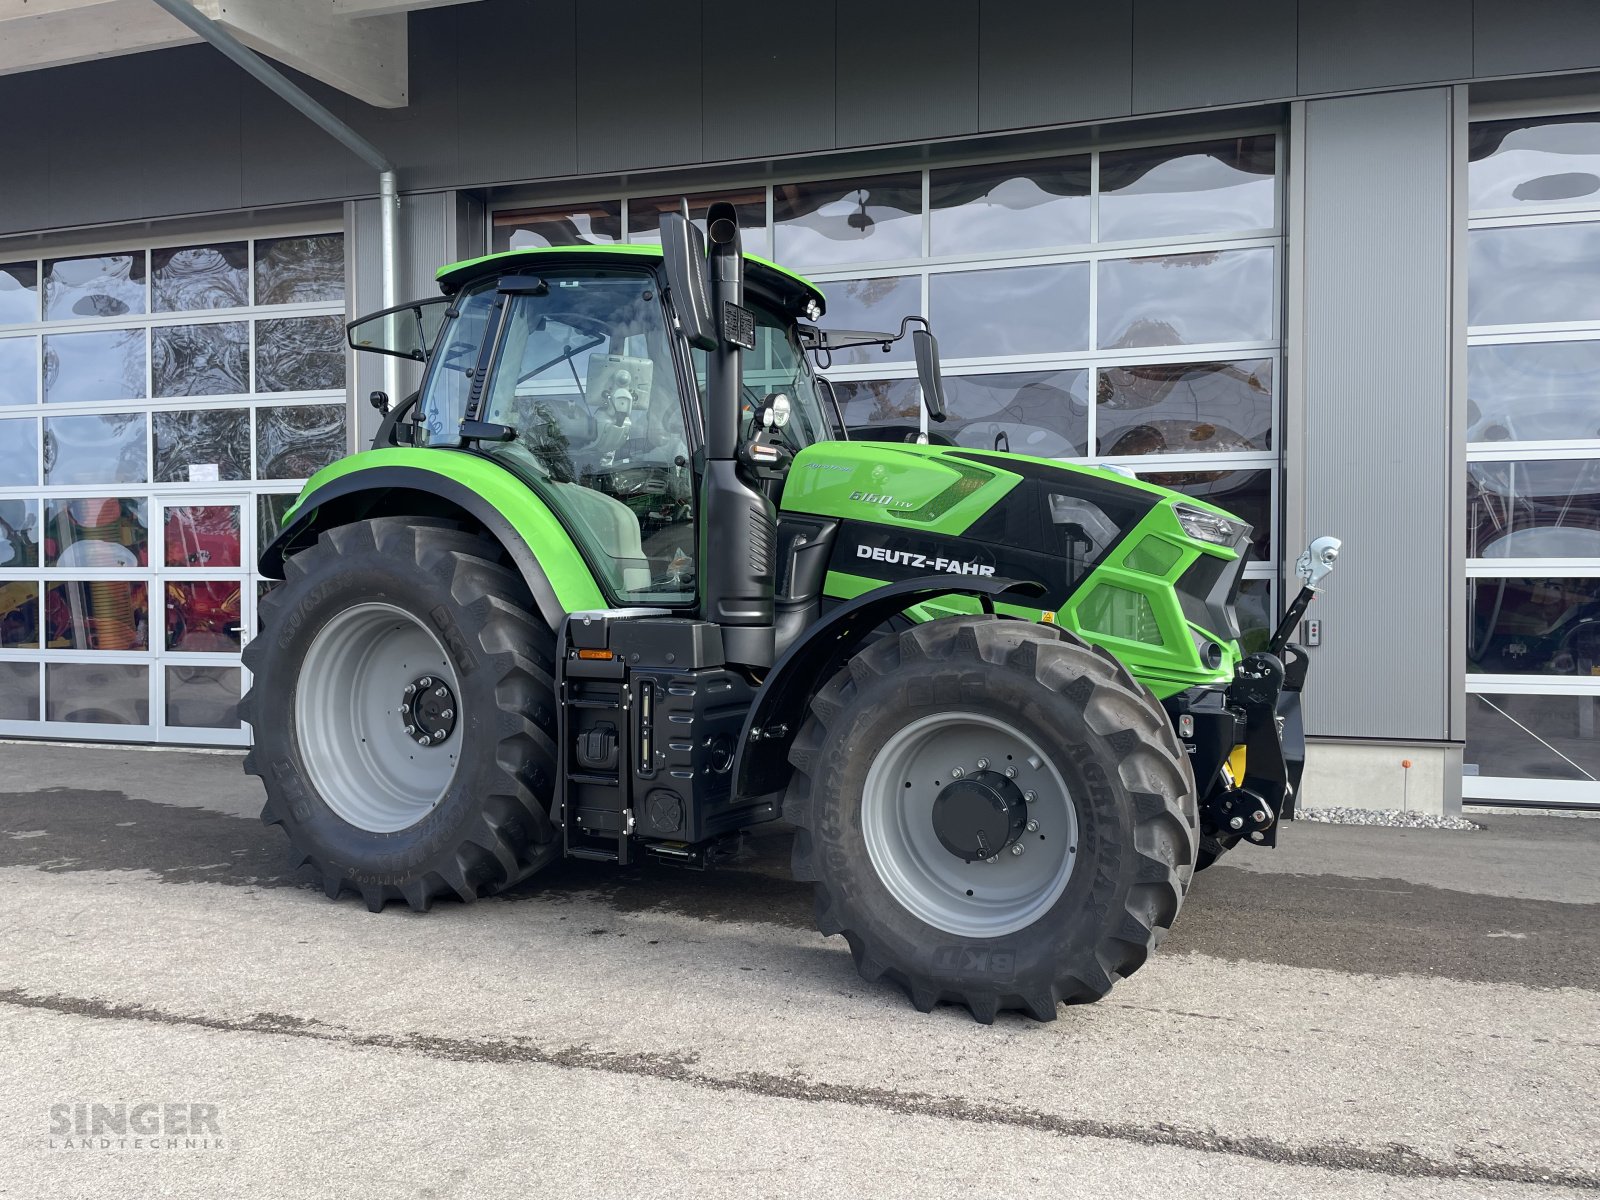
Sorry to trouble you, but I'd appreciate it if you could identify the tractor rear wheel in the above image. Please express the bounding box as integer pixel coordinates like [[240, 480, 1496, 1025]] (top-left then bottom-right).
[[785, 614, 1196, 1022], [242, 517, 561, 911]]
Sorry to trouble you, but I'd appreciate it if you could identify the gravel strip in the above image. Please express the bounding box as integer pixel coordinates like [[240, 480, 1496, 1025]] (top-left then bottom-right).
[[1297, 806, 1482, 831]]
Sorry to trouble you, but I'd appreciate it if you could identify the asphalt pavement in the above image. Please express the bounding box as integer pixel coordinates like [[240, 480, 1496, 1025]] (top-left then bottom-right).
[[1, 739, 1596, 1199]]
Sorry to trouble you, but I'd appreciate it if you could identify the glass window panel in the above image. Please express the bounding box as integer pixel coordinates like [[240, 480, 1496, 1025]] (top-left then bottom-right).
[[0, 417, 38, 486], [46, 662, 149, 724], [816, 277, 919, 365], [1469, 577, 1600, 674], [1466, 692, 1600, 781], [491, 202, 622, 252], [44, 498, 148, 567], [0, 661, 38, 721], [942, 369, 1089, 457], [152, 408, 251, 483], [152, 321, 249, 396], [1469, 115, 1600, 213], [830, 378, 923, 442], [1468, 460, 1600, 558], [1098, 248, 1274, 349], [773, 174, 923, 269], [931, 263, 1090, 359], [256, 404, 347, 479], [166, 582, 243, 653], [1468, 340, 1600, 443], [1137, 467, 1271, 562], [164, 505, 242, 568], [257, 492, 298, 553], [254, 234, 344, 304], [627, 190, 768, 250], [44, 414, 147, 486], [0, 581, 39, 648], [0, 499, 40, 567], [256, 315, 346, 392], [0, 263, 39, 325], [930, 155, 1091, 255], [166, 665, 242, 729], [1237, 578, 1273, 654], [1099, 136, 1277, 242], [43, 252, 146, 320], [1469, 222, 1600, 327], [1097, 358, 1273, 456], [43, 328, 146, 404], [152, 242, 249, 311], [44, 580, 150, 651], [0, 336, 37, 406]]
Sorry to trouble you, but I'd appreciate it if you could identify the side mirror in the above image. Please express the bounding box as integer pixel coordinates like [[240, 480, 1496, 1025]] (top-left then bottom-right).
[[911, 327, 948, 423], [660, 201, 716, 352]]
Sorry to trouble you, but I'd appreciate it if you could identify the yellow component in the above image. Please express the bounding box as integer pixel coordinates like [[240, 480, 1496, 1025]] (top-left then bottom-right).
[[1226, 744, 1248, 785], [1039, 611, 1056, 625]]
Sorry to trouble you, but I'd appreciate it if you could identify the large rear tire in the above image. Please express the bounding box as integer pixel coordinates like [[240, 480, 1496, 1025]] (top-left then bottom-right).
[[785, 614, 1196, 1022], [241, 517, 561, 911]]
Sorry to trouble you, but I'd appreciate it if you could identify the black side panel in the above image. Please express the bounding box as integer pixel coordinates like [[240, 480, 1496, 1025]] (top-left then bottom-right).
[[773, 514, 838, 658]]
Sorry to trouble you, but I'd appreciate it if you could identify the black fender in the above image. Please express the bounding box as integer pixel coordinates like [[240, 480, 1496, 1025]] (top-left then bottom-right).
[[259, 466, 567, 631], [732, 574, 1045, 800]]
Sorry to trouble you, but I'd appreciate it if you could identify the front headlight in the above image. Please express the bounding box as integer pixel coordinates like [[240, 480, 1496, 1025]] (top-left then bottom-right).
[[1173, 503, 1238, 546]]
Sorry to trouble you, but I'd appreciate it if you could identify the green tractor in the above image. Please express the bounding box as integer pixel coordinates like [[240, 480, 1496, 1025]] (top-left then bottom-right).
[[244, 202, 1340, 1022]]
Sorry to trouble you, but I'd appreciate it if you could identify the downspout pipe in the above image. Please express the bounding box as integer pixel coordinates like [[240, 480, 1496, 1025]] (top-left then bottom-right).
[[148, 0, 402, 402]]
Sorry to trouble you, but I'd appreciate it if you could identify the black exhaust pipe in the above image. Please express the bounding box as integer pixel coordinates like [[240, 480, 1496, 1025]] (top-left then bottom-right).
[[699, 202, 777, 667]]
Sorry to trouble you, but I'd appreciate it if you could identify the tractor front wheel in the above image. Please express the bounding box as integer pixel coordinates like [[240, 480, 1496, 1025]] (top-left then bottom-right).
[[786, 614, 1196, 1022]]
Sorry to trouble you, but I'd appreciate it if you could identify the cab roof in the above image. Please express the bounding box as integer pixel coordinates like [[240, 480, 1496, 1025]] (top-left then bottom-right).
[[434, 243, 826, 314]]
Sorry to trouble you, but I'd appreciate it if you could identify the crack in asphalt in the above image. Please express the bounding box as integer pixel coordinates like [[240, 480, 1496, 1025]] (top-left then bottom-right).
[[0, 985, 1593, 1191]]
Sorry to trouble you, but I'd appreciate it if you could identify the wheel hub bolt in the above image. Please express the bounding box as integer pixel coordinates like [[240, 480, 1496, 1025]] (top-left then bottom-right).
[[405, 724, 416, 735], [1024, 790, 1037, 804], [1026, 819, 1039, 833], [950, 767, 964, 779], [404, 684, 415, 696], [1004, 767, 1017, 778], [441, 709, 454, 720], [419, 735, 431, 746], [976, 757, 990, 770], [1010, 843, 1024, 856], [986, 855, 998, 864], [435, 687, 448, 698], [419, 677, 433, 688]]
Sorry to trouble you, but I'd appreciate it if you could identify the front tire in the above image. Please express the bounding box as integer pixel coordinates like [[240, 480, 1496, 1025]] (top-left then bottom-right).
[[241, 517, 561, 911], [785, 615, 1196, 1022]]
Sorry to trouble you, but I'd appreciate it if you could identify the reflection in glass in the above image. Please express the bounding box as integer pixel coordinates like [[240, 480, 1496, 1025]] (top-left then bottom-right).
[[831, 378, 923, 441], [0, 263, 38, 325], [152, 322, 249, 396], [0, 498, 39, 567], [1138, 467, 1271, 562], [0, 417, 37, 486], [153, 408, 251, 483], [44, 414, 147, 485], [45, 580, 150, 651], [816, 277, 918, 365], [165, 505, 242, 568], [627, 191, 768, 251], [0, 336, 36, 406], [930, 263, 1090, 359], [1466, 692, 1600, 781], [1469, 578, 1600, 674], [942, 370, 1089, 457], [1099, 136, 1276, 242], [1469, 115, 1600, 213], [1468, 340, 1600, 443], [1469, 222, 1600, 327], [43, 253, 146, 320], [1097, 359, 1273, 456], [773, 174, 923, 268], [1469, 461, 1600, 559], [0, 662, 39, 721], [166, 666, 242, 729], [254, 235, 344, 304], [1237, 578, 1273, 654], [492, 202, 622, 251], [1098, 249, 1274, 349], [44, 497, 148, 567], [257, 492, 298, 553], [257, 404, 347, 479], [256, 316, 346, 392], [45, 663, 149, 725], [930, 155, 1090, 255], [152, 243, 249, 311], [43, 329, 147, 404], [166, 582, 243, 653], [0, 581, 39, 648]]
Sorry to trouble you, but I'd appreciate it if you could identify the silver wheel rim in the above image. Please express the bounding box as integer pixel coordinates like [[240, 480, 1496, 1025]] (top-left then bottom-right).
[[861, 711, 1079, 939], [295, 602, 461, 833]]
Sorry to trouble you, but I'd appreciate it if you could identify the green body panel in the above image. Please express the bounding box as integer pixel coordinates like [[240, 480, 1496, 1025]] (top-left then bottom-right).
[[780, 441, 1023, 534], [284, 448, 608, 613]]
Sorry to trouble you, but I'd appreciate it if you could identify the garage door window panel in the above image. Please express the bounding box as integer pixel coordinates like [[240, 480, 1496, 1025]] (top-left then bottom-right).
[[1097, 249, 1275, 350]]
